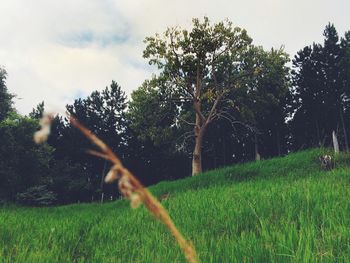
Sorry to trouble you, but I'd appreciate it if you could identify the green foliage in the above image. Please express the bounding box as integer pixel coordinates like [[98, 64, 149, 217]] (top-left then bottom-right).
[[0, 113, 54, 201], [143, 16, 255, 116], [48, 81, 128, 202], [143, 17, 291, 173], [126, 79, 191, 183], [29, 101, 45, 119], [128, 79, 177, 146], [16, 185, 57, 206], [1, 149, 350, 262], [224, 47, 290, 157], [65, 80, 127, 151], [49, 160, 93, 204]]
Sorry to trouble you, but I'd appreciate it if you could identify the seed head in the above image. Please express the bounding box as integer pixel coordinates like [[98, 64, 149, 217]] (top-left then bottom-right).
[[34, 113, 54, 144], [105, 164, 121, 183], [118, 175, 133, 198], [130, 193, 142, 209]]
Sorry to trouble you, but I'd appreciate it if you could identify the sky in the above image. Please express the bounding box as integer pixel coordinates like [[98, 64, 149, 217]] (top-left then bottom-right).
[[1, 0, 349, 114]]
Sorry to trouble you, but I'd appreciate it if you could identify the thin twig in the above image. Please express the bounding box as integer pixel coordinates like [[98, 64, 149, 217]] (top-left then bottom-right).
[[86, 149, 111, 161]]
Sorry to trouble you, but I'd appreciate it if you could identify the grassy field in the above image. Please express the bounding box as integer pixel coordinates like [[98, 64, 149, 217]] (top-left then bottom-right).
[[1, 148, 350, 262]]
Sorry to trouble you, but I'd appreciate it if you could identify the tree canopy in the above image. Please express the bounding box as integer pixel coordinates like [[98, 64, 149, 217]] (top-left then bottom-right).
[[143, 17, 289, 174]]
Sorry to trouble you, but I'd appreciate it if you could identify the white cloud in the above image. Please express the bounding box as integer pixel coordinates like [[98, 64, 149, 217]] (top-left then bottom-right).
[[0, 0, 349, 114]]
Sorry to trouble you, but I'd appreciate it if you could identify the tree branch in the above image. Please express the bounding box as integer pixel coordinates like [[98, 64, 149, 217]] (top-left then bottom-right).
[[193, 100, 206, 124], [176, 131, 195, 150], [177, 116, 196, 126], [206, 92, 224, 125]]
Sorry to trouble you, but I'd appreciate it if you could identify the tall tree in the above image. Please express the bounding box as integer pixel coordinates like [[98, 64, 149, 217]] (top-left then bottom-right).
[[227, 47, 290, 159], [127, 79, 189, 183], [58, 81, 128, 201], [0, 67, 14, 121], [144, 17, 257, 175], [288, 24, 350, 151]]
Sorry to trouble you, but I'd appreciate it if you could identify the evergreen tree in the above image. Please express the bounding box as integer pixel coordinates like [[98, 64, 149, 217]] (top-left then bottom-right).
[[56, 81, 128, 202]]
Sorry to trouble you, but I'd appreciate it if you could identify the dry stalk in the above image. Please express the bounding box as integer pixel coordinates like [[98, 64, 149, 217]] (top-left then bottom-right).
[[34, 114, 198, 263]]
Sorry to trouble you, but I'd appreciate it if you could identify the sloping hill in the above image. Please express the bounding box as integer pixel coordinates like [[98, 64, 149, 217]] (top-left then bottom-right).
[[1, 149, 350, 262]]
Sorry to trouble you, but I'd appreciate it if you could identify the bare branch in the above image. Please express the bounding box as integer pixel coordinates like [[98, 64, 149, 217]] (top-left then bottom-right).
[[206, 92, 224, 125], [177, 116, 196, 126], [166, 97, 193, 103], [176, 131, 195, 150]]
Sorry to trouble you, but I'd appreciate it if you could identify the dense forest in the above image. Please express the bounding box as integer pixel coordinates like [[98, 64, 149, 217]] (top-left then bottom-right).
[[1, 18, 349, 206]]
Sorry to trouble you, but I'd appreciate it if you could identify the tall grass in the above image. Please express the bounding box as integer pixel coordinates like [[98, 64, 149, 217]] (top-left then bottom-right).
[[1, 148, 350, 262]]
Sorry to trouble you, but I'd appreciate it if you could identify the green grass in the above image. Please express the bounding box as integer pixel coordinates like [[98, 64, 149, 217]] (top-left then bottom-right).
[[1, 148, 350, 262]]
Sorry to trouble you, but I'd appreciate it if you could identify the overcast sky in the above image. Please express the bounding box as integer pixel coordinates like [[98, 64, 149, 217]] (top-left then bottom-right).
[[1, 0, 349, 114]]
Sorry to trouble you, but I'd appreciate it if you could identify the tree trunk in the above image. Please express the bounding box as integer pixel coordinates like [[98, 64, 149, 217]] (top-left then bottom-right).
[[223, 135, 226, 165], [254, 133, 260, 161], [100, 160, 107, 203], [192, 130, 203, 175], [332, 130, 340, 154], [213, 142, 217, 169], [316, 119, 321, 146], [192, 96, 207, 176], [276, 129, 281, 156], [339, 107, 349, 152], [192, 65, 204, 176]]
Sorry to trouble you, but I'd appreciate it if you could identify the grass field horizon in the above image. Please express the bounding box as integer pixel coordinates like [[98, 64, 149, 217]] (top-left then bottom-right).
[[1, 148, 350, 262]]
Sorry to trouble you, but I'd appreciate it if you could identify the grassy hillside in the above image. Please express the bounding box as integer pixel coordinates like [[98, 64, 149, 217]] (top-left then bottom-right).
[[1, 149, 350, 262]]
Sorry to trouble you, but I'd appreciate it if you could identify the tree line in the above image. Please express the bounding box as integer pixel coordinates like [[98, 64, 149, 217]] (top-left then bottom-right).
[[0, 18, 349, 205]]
